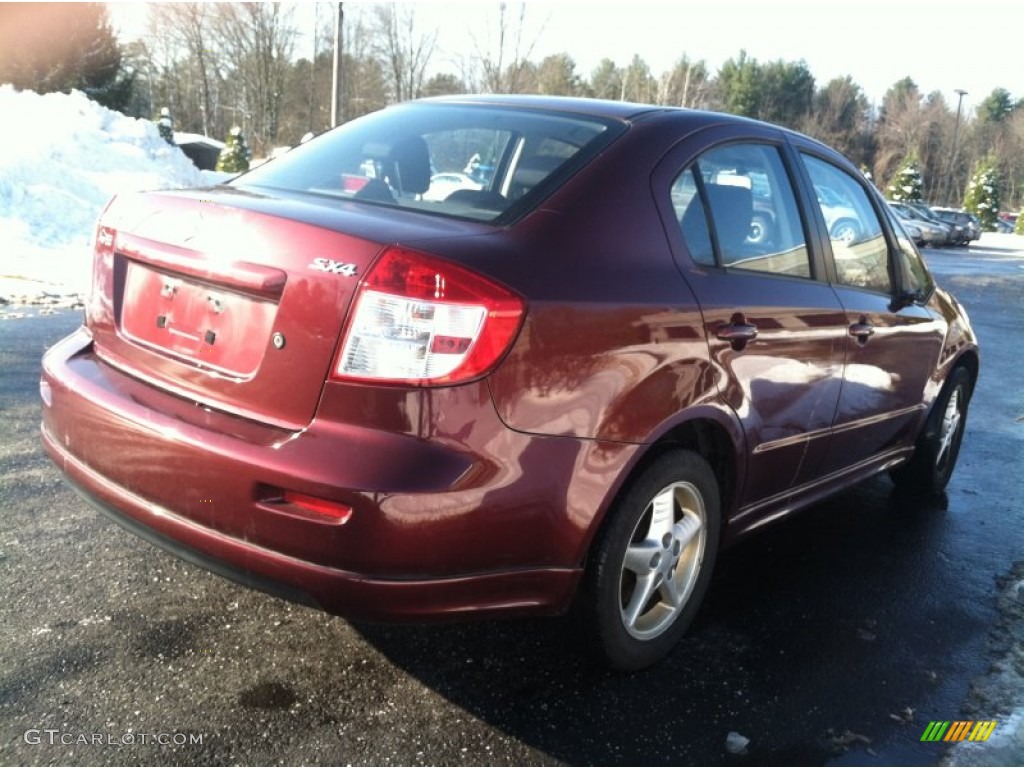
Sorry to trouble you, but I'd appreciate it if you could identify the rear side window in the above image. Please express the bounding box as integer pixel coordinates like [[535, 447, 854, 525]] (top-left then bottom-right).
[[800, 154, 892, 294], [675, 144, 811, 278], [233, 104, 621, 223]]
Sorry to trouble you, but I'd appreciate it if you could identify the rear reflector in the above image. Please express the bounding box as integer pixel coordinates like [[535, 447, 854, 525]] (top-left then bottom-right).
[[333, 247, 524, 386], [282, 491, 353, 523]]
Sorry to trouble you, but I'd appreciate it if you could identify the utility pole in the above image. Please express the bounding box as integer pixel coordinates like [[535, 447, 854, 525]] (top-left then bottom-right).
[[946, 89, 968, 205], [331, 2, 344, 127], [308, 2, 318, 133]]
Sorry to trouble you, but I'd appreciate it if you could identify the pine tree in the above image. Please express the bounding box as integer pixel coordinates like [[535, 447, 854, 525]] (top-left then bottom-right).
[[0, 3, 122, 100], [886, 154, 924, 202], [156, 107, 175, 146], [216, 126, 251, 173], [963, 157, 1001, 232]]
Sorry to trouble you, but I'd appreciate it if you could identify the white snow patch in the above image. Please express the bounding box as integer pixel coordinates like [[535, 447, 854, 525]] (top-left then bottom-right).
[[0, 87, 207, 302], [944, 708, 1024, 766]]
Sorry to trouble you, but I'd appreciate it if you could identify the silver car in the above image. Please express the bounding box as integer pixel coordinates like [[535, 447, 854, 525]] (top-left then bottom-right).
[[889, 202, 950, 246]]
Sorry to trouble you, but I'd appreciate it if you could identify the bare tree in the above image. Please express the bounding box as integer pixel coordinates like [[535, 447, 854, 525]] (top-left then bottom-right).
[[800, 76, 874, 170], [211, 3, 297, 153], [149, 3, 221, 137], [656, 56, 711, 108], [874, 78, 926, 185], [370, 3, 438, 103], [471, 2, 546, 93]]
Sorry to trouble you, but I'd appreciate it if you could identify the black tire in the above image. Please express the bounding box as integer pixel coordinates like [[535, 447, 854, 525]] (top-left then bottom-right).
[[580, 450, 721, 671], [891, 366, 972, 495]]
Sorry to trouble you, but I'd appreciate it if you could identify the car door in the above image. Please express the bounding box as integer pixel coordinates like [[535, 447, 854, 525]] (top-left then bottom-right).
[[654, 126, 848, 519], [794, 148, 945, 476]]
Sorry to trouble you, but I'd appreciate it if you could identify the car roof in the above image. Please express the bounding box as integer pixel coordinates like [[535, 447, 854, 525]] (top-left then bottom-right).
[[418, 93, 671, 121], [413, 94, 845, 158]]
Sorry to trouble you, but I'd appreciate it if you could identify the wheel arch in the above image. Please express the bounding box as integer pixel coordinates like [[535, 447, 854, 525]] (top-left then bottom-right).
[[576, 407, 744, 568], [953, 349, 979, 395]]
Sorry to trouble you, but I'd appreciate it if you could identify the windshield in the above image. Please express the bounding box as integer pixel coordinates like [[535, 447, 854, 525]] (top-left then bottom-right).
[[233, 103, 622, 224]]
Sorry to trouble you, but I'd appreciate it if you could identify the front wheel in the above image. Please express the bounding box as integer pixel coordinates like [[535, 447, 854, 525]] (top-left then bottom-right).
[[580, 450, 721, 671], [830, 218, 861, 244], [748, 214, 773, 246], [891, 366, 972, 495]]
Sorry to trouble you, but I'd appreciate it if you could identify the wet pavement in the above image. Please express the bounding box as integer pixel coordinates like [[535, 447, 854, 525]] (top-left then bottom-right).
[[1, 243, 1022, 766]]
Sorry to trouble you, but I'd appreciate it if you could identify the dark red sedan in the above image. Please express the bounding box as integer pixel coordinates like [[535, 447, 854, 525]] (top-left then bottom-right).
[[40, 96, 978, 669]]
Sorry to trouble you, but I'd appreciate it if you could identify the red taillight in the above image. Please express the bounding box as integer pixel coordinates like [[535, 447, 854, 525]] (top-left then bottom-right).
[[282, 491, 353, 524], [332, 247, 525, 386], [87, 221, 117, 327]]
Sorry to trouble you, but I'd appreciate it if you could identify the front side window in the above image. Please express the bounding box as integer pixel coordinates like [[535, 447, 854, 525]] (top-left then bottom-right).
[[801, 154, 892, 294], [884, 207, 935, 300], [674, 143, 811, 278], [234, 104, 621, 223]]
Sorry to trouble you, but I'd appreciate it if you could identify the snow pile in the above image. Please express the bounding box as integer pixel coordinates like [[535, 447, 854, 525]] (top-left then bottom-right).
[[942, 568, 1024, 767], [0, 86, 207, 302]]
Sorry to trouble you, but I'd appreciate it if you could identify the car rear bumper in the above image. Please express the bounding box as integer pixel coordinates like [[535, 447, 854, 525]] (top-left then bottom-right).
[[40, 327, 585, 621]]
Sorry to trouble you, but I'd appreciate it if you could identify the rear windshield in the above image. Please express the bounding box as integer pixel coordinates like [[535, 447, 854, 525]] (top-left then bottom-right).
[[233, 103, 622, 223]]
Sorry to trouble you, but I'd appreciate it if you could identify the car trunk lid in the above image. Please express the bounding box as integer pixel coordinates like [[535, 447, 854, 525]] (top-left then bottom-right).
[[88, 189, 464, 429]]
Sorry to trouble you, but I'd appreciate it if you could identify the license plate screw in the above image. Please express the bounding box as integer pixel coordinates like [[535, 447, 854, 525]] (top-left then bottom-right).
[[272, 332, 286, 350]]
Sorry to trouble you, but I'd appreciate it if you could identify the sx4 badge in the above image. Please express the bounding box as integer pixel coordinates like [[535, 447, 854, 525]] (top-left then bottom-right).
[[308, 258, 358, 277]]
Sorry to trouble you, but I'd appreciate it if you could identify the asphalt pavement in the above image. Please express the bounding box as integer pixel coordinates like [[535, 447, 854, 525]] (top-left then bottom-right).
[[1, 243, 1022, 766]]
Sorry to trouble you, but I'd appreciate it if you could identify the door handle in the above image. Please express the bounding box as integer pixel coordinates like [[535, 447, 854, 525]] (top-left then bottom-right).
[[716, 323, 759, 342], [849, 321, 874, 343], [716, 320, 758, 351]]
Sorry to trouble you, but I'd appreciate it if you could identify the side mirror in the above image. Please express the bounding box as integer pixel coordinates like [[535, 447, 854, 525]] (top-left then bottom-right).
[[891, 290, 923, 311]]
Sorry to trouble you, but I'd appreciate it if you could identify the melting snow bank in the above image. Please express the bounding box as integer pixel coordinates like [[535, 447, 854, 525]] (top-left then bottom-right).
[[942, 562, 1024, 766], [0, 86, 216, 307]]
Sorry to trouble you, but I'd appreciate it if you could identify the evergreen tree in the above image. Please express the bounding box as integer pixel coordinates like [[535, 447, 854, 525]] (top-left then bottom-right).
[[156, 107, 175, 146], [886, 154, 924, 202], [0, 3, 122, 101], [977, 87, 1016, 124], [216, 126, 251, 173], [716, 50, 761, 117], [963, 157, 1001, 232]]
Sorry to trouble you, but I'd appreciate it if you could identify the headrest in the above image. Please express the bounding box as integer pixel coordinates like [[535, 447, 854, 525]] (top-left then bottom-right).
[[386, 135, 431, 195], [704, 183, 752, 252]]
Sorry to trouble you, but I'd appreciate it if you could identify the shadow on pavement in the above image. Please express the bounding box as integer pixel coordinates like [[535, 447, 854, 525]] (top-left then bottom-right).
[[354, 479, 959, 766]]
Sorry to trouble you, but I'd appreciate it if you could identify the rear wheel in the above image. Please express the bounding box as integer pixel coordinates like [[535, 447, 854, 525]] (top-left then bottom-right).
[[580, 450, 721, 671], [891, 366, 972, 495]]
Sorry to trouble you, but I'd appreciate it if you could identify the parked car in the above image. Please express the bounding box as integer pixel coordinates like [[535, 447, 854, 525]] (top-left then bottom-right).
[[421, 171, 483, 202], [814, 183, 864, 242], [887, 203, 931, 246], [893, 214, 925, 245], [905, 201, 966, 245], [995, 211, 1019, 233], [40, 96, 979, 670], [930, 207, 980, 243], [888, 201, 951, 246]]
